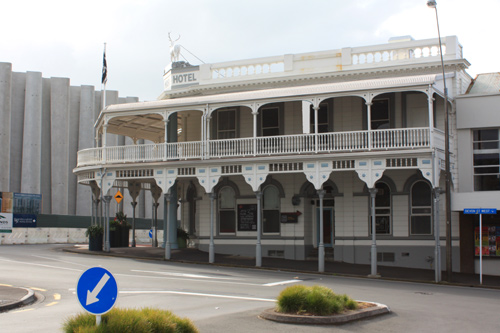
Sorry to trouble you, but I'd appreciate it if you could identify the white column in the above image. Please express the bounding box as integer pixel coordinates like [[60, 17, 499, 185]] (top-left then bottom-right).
[[428, 90, 435, 147], [369, 188, 379, 277], [209, 192, 216, 263], [252, 109, 258, 156], [313, 106, 319, 153], [206, 115, 211, 160], [163, 117, 169, 161], [366, 102, 372, 150], [317, 189, 325, 272], [165, 192, 171, 259], [255, 191, 262, 267]]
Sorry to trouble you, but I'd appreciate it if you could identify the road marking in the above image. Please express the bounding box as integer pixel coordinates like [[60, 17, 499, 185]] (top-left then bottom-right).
[[0, 258, 83, 272], [263, 279, 302, 287], [120, 290, 276, 302], [0, 283, 13, 287], [45, 302, 58, 307], [12, 308, 34, 313], [118, 273, 263, 287], [30, 287, 47, 292], [131, 269, 242, 280], [31, 255, 90, 268], [54, 293, 61, 300]]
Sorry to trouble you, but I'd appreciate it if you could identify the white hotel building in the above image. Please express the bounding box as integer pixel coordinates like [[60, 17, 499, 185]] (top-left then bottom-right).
[[74, 35, 499, 275]]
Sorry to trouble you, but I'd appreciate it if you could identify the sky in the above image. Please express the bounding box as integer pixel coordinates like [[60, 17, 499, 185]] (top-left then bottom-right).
[[1, 0, 499, 102]]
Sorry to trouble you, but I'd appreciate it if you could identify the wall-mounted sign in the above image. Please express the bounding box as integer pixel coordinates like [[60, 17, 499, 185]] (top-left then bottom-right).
[[238, 204, 257, 231], [0, 213, 13, 233], [280, 211, 302, 224]]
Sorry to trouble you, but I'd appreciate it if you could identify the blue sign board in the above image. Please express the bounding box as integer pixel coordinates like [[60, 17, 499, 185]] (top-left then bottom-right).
[[13, 214, 37, 228], [464, 208, 497, 215], [149, 229, 153, 238], [77, 267, 118, 315]]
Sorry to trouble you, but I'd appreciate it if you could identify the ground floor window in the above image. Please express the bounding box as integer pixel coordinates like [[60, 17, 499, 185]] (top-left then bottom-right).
[[410, 180, 432, 235], [371, 182, 391, 235], [263, 185, 280, 233], [219, 186, 235, 233]]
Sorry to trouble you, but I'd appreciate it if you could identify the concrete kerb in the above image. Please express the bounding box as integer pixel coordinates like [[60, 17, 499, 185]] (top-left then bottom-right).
[[259, 302, 391, 325], [0, 287, 36, 313]]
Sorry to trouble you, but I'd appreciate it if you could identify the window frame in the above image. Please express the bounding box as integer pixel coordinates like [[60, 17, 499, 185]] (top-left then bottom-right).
[[218, 186, 236, 234], [473, 129, 500, 191], [409, 180, 433, 235], [262, 185, 281, 234]]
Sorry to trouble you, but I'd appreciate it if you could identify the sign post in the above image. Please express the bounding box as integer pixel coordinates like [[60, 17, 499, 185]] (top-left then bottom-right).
[[463, 208, 497, 284], [77, 267, 118, 326]]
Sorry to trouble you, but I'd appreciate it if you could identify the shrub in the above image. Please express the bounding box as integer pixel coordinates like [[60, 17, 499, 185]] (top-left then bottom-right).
[[85, 225, 104, 237], [276, 285, 358, 316], [63, 307, 199, 333]]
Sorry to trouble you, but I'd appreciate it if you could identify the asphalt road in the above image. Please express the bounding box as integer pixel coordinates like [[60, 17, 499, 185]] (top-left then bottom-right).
[[1, 244, 499, 332]]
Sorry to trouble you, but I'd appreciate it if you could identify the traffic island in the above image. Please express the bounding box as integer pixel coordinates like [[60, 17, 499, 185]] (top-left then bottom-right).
[[260, 301, 390, 325]]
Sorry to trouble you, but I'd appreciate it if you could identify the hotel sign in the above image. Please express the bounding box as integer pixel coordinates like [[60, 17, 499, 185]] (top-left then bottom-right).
[[164, 65, 200, 90]]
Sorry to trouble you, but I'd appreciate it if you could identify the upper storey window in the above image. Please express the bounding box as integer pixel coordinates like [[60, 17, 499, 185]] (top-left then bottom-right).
[[261, 106, 280, 137], [216, 109, 237, 139], [473, 129, 500, 191], [371, 98, 390, 130]]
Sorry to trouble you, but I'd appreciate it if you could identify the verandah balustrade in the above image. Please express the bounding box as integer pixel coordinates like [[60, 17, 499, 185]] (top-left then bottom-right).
[[77, 127, 440, 167]]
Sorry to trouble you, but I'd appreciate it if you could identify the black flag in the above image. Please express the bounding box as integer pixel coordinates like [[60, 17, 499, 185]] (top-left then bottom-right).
[[101, 47, 107, 85]]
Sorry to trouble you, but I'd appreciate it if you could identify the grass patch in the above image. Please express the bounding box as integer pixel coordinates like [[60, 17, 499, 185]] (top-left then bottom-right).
[[63, 307, 198, 333], [276, 285, 358, 316]]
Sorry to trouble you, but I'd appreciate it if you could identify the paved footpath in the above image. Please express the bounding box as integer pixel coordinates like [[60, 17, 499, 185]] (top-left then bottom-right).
[[2, 244, 500, 312]]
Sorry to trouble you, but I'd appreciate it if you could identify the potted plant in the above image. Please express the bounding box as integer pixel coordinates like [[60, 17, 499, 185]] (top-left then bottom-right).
[[86, 225, 104, 251], [177, 227, 189, 248], [112, 212, 131, 247], [109, 219, 121, 248]]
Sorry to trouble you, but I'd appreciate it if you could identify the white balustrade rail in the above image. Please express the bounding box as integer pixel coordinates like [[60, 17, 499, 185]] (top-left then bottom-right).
[[76, 128, 440, 167]]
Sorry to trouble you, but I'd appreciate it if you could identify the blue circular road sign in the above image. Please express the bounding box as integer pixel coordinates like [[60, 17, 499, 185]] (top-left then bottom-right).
[[77, 267, 118, 315]]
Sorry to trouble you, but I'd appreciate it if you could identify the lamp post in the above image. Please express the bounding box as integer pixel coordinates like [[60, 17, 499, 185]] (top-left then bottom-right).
[[427, 0, 452, 282]]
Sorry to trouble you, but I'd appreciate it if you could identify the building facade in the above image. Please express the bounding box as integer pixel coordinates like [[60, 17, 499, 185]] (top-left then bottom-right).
[[74, 36, 474, 273], [0, 63, 139, 217], [455, 73, 500, 276]]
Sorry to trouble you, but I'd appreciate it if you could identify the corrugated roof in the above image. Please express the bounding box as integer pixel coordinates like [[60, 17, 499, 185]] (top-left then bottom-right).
[[467, 73, 500, 94]]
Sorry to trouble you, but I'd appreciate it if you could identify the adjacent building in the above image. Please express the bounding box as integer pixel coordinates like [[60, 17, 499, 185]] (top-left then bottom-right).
[[0, 63, 140, 217]]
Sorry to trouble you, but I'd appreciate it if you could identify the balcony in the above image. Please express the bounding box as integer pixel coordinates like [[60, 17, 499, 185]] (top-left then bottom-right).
[[76, 127, 442, 168]]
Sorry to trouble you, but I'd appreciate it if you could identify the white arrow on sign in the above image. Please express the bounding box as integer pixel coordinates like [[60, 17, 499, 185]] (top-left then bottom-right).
[[86, 273, 110, 306]]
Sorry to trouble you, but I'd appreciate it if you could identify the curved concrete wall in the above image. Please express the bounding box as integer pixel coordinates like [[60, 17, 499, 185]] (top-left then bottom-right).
[[0, 62, 140, 216]]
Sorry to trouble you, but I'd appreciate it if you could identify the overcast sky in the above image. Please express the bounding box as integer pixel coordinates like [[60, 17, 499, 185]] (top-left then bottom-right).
[[2, 0, 498, 101]]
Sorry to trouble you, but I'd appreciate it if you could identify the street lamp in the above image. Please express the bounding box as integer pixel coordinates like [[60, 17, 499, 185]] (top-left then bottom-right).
[[427, 0, 452, 282]]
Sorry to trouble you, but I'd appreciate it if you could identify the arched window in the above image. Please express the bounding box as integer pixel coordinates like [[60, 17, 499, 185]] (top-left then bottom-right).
[[263, 185, 280, 233], [219, 186, 236, 233], [372, 182, 391, 235], [410, 181, 432, 235]]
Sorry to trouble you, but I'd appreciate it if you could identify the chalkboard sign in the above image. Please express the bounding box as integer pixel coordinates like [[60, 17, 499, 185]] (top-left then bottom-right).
[[238, 204, 257, 231], [281, 213, 299, 224]]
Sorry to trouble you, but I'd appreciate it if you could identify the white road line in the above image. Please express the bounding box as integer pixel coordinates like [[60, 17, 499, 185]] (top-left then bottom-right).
[[117, 273, 263, 287], [31, 255, 90, 268], [0, 258, 83, 272], [120, 290, 276, 302], [131, 269, 242, 281], [263, 279, 302, 287]]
